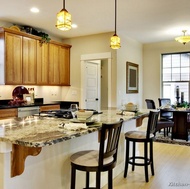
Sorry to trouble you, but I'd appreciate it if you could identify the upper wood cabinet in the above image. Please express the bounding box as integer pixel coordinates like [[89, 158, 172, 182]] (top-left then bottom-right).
[[22, 37, 37, 85], [0, 27, 71, 86], [5, 32, 23, 84], [49, 43, 60, 85], [37, 42, 49, 85], [48, 43, 71, 85], [59, 46, 70, 85]]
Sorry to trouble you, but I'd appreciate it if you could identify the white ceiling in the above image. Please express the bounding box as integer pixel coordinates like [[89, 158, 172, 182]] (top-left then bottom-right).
[[0, 0, 190, 44]]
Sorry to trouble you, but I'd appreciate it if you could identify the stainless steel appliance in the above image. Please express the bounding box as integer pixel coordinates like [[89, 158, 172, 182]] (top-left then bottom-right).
[[18, 106, 40, 117]]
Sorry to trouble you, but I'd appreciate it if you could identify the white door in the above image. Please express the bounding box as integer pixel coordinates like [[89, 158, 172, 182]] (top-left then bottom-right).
[[84, 61, 101, 110]]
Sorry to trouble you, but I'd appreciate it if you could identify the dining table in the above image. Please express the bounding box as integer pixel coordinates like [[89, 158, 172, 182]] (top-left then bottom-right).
[[160, 108, 190, 141]]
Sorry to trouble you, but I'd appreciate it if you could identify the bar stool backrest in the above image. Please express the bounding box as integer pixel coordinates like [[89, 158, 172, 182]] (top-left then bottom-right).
[[146, 110, 159, 139]]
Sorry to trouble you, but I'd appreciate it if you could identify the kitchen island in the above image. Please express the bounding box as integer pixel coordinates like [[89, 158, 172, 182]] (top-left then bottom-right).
[[0, 109, 148, 189]]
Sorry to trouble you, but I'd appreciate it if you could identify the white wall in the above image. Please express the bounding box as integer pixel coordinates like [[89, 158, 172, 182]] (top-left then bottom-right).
[[116, 34, 143, 109], [143, 40, 190, 108]]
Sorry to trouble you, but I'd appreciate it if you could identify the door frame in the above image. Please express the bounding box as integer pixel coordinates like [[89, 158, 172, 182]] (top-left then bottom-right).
[[80, 52, 112, 109]]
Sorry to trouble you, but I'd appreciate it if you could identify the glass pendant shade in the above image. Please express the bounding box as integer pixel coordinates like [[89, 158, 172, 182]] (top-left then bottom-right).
[[56, 8, 72, 31], [110, 34, 121, 49], [175, 30, 190, 45]]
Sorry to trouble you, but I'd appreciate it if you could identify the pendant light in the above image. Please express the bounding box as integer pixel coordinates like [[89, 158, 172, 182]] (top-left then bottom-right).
[[175, 30, 190, 45], [56, 0, 72, 31], [110, 0, 121, 49]]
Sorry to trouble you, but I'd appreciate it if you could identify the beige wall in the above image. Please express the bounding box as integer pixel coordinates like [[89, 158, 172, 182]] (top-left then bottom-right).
[[116, 34, 143, 109], [63, 33, 117, 108], [63, 32, 143, 109], [143, 40, 190, 108]]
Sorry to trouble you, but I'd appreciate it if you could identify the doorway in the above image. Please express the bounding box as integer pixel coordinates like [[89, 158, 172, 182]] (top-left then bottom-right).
[[80, 52, 112, 110]]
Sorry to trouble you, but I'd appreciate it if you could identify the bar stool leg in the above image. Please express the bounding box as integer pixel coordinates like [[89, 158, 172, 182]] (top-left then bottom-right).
[[71, 166, 76, 189], [150, 140, 154, 175], [108, 169, 113, 189], [144, 142, 149, 182], [132, 141, 136, 171], [96, 171, 101, 189], [124, 139, 130, 177], [85, 172, 89, 188]]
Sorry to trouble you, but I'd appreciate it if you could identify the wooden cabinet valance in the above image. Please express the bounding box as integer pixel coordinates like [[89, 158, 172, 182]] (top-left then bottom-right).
[[0, 27, 71, 86]]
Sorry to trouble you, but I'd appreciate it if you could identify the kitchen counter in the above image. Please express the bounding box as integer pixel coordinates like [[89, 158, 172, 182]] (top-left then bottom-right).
[[0, 102, 60, 109], [0, 110, 148, 147], [0, 109, 149, 189]]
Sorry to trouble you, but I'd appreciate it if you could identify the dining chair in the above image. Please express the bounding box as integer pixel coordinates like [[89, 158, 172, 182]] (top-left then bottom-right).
[[123, 110, 159, 182], [145, 99, 156, 109], [145, 99, 174, 136], [70, 119, 123, 189], [158, 98, 173, 120]]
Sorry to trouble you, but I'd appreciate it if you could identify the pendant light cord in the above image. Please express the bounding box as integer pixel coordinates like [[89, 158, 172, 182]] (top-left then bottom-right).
[[63, 0, 65, 9], [115, 0, 117, 34]]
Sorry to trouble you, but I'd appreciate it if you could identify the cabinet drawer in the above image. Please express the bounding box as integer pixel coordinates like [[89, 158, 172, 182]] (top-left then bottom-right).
[[0, 108, 18, 118], [40, 105, 60, 112]]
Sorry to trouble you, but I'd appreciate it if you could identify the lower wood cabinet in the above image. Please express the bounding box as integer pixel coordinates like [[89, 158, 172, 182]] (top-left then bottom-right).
[[40, 104, 60, 112], [0, 108, 18, 118]]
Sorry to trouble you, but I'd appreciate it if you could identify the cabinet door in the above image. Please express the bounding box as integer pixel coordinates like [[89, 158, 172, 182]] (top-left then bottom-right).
[[40, 104, 60, 112], [22, 37, 37, 84], [0, 108, 18, 118], [48, 43, 60, 84], [37, 43, 49, 85], [59, 46, 70, 85], [5, 32, 22, 84]]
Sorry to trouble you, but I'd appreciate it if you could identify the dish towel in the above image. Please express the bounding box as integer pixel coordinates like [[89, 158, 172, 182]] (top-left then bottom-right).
[[64, 123, 88, 131]]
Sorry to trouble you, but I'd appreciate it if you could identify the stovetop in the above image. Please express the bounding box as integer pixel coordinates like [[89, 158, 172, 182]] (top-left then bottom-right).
[[39, 109, 101, 119], [39, 109, 72, 119]]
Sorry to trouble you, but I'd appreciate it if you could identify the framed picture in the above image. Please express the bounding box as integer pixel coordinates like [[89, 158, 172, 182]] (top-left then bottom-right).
[[23, 94, 34, 104], [126, 62, 139, 93]]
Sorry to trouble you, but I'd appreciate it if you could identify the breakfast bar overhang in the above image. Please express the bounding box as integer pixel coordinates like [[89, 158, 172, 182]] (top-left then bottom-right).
[[0, 110, 148, 189]]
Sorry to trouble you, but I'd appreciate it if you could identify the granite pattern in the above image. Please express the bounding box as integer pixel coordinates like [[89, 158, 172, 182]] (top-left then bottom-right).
[[0, 110, 148, 148]]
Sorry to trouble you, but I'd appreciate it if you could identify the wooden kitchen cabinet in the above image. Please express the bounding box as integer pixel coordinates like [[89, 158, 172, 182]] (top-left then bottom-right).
[[40, 104, 60, 112], [49, 43, 71, 85], [0, 27, 71, 86], [37, 42, 49, 85], [59, 46, 70, 85], [48, 43, 60, 85], [0, 108, 18, 118], [5, 32, 23, 84], [22, 37, 37, 84]]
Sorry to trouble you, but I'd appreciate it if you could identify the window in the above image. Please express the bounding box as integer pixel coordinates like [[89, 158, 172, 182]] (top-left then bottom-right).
[[162, 52, 190, 104]]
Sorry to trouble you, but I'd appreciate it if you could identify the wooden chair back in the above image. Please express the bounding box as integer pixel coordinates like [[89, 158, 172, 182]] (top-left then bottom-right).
[[99, 119, 123, 170], [146, 110, 159, 139]]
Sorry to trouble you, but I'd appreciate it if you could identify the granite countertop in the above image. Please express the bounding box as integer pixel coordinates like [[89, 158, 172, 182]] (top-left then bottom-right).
[[0, 110, 148, 148], [0, 103, 60, 109]]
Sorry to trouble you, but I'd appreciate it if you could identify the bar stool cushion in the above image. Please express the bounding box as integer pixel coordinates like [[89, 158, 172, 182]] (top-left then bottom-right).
[[70, 150, 114, 167], [125, 131, 154, 140]]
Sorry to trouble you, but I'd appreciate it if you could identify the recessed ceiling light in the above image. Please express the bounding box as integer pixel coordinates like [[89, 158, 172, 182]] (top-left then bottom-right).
[[72, 24, 78, 28], [30, 7, 39, 13]]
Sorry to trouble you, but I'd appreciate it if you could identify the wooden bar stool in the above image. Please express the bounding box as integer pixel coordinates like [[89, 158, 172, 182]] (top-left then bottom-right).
[[70, 119, 123, 189], [123, 110, 159, 182]]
